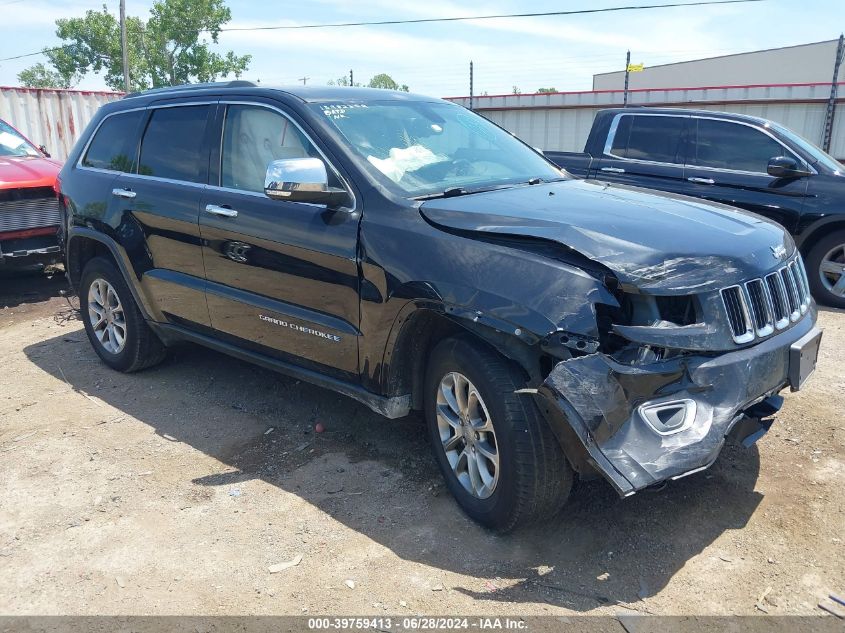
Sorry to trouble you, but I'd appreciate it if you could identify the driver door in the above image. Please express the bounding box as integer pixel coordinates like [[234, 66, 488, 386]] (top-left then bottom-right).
[[683, 117, 808, 232], [199, 102, 362, 376]]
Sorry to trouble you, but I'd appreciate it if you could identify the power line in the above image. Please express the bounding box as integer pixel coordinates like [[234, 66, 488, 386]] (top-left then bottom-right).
[[218, 0, 767, 32], [0, 46, 66, 62], [0, 0, 766, 64]]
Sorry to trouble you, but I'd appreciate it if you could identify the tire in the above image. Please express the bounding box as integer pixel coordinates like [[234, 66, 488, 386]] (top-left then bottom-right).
[[805, 230, 845, 309], [79, 256, 167, 372], [424, 336, 573, 532]]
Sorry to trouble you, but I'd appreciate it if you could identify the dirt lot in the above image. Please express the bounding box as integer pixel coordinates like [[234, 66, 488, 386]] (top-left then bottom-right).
[[0, 268, 843, 617]]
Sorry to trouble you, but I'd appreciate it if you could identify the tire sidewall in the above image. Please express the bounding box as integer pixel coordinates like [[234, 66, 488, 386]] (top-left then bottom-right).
[[80, 258, 140, 372], [424, 338, 523, 529], [806, 231, 845, 309]]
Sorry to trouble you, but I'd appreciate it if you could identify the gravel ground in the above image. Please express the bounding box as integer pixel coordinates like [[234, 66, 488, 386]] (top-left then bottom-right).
[[0, 268, 843, 616]]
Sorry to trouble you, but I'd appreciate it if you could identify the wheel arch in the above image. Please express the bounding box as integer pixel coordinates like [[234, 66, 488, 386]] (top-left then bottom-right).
[[66, 227, 157, 321], [795, 217, 845, 255], [380, 302, 548, 412]]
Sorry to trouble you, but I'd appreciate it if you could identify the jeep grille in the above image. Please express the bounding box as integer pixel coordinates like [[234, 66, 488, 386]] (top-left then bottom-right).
[[720, 255, 810, 344]]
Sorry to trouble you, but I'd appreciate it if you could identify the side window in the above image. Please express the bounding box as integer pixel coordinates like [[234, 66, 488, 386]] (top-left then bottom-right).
[[82, 110, 144, 172], [690, 119, 792, 173], [138, 105, 211, 183], [609, 115, 686, 164], [221, 105, 319, 193]]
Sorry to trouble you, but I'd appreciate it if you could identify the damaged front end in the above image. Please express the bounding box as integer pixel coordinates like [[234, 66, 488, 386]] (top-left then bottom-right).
[[418, 180, 823, 497], [535, 254, 823, 497]]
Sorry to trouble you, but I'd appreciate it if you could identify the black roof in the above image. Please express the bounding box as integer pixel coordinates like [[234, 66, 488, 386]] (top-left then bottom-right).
[[123, 80, 439, 104]]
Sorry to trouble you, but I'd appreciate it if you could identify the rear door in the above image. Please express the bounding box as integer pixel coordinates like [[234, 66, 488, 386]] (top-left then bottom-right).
[[683, 117, 809, 232], [198, 101, 361, 376], [71, 107, 147, 244], [595, 113, 691, 195], [110, 101, 215, 327]]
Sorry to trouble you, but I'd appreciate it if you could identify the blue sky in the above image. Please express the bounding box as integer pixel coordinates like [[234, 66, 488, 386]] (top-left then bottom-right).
[[1, 0, 844, 95]]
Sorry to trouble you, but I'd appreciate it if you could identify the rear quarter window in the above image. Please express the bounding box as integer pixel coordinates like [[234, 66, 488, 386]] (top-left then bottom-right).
[[82, 110, 144, 171]]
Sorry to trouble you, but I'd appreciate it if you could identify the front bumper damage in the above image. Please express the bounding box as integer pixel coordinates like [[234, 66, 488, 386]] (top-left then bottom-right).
[[537, 313, 821, 497]]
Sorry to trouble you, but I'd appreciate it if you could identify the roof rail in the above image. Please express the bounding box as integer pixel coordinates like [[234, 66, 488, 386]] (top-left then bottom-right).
[[123, 80, 259, 99]]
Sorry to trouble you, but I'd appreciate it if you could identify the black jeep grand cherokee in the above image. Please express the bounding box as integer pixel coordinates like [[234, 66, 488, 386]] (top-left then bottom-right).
[[59, 82, 822, 531]]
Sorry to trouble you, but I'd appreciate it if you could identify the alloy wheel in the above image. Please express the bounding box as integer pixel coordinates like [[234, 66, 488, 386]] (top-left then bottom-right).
[[87, 278, 127, 354], [435, 371, 500, 499], [819, 243, 845, 298]]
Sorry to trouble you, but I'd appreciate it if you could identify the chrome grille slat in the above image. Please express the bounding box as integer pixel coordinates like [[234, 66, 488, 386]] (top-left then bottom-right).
[[0, 197, 61, 233], [745, 279, 774, 337], [765, 273, 787, 326], [780, 267, 800, 320], [788, 260, 810, 313], [720, 285, 754, 343], [722, 254, 810, 344]]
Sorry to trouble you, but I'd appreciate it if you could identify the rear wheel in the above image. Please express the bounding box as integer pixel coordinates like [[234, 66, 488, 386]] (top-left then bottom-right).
[[424, 336, 572, 532], [806, 230, 845, 309], [80, 257, 166, 372]]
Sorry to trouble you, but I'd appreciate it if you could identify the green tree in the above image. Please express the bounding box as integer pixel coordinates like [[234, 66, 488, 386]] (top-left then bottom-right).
[[328, 75, 361, 87], [24, 0, 251, 92], [17, 63, 76, 89], [367, 73, 409, 92], [536, 87, 557, 93]]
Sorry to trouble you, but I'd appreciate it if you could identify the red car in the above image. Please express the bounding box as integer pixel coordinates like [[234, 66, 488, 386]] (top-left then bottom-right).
[[0, 118, 63, 268]]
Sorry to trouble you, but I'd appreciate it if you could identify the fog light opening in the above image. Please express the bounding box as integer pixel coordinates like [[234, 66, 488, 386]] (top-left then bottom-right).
[[639, 399, 697, 435]]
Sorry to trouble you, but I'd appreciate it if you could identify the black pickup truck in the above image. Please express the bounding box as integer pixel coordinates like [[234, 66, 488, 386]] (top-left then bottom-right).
[[546, 108, 845, 308], [59, 84, 821, 531]]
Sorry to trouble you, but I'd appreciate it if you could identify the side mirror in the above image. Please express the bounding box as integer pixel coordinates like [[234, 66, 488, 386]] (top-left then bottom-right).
[[38, 145, 50, 158], [264, 157, 347, 206], [767, 156, 810, 179]]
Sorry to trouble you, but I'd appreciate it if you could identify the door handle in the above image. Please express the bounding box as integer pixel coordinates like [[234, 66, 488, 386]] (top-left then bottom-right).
[[112, 188, 136, 199], [688, 177, 715, 185], [205, 204, 238, 218], [601, 167, 626, 174]]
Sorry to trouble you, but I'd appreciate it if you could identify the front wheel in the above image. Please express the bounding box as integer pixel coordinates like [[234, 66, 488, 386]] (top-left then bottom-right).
[[805, 230, 845, 309], [424, 336, 573, 532], [80, 257, 167, 372]]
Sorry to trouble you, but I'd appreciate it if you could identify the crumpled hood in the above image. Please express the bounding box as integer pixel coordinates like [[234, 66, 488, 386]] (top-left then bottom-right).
[[420, 179, 792, 293], [0, 155, 61, 189]]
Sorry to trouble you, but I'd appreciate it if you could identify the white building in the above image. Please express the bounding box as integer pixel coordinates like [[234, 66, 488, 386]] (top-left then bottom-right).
[[593, 39, 843, 91]]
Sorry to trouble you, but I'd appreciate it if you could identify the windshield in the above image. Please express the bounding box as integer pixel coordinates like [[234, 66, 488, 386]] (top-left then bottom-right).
[[0, 120, 39, 158], [769, 122, 843, 174], [313, 101, 563, 197]]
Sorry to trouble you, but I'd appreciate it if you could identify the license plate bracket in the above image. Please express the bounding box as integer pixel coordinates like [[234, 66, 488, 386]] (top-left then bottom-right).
[[789, 327, 823, 391]]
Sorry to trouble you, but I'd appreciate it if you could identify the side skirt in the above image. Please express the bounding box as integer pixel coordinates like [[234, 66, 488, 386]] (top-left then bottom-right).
[[149, 322, 411, 420]]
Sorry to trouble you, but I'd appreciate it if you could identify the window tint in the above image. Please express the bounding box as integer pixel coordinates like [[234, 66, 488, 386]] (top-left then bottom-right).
[[610, 115, 686, 164], [221, 105, 319, 193], [82, 110, 143, 171], [690, 119, 790, 173], [138, 106, 210, 182]]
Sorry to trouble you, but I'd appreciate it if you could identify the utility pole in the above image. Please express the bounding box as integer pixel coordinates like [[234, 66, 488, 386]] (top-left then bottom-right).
[[349, 69, 353, 86], [120, 0, 130, 93], [822, 34, 845, 153], [469, 61, 474, 110], [299, 76, 310, 85], [623, 50, 631, 107]]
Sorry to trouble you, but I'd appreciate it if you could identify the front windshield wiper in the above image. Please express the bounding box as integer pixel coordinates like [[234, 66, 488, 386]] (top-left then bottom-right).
[[414, 178, 569, 200], [413, 187, 468, 200], [413, 184, 521, 201]]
